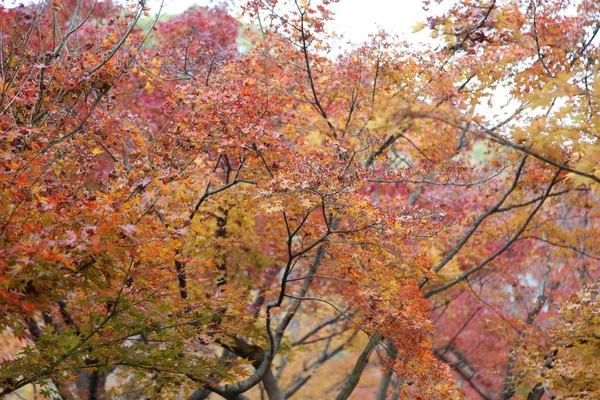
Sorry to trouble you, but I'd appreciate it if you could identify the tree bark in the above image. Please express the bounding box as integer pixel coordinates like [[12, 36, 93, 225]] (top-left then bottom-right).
[[262, 367, 284, 400], [375, 339, 397, 400], [335, 332, 381, 400]]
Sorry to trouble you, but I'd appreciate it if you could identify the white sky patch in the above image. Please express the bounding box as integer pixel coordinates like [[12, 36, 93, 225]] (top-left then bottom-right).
[[146, 0, 430, 45], [329, 0, 427, 42]]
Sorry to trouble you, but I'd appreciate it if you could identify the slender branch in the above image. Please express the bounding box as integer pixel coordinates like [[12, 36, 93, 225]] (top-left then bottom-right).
[[441, 307, 482, 358], [189, 179, 256, 220], [497, 188, 579, 212], [286, 274, 369, 288], [425, 167, 561, 298], [419, 156, 528, 289], [370, 164, 508, 188], [435, 347, 493, 400], [483, 128, 600, 184], [292, 308, 352, 346], [520, 235, 600, 262], [530, 0, 553, 77], [284, 330, 358, 399], [295, 1, 336, 137]]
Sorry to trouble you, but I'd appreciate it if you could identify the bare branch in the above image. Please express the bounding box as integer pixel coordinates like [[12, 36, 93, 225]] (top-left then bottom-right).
[[425, 167, 561, 298], [419, 156, 528, 289]]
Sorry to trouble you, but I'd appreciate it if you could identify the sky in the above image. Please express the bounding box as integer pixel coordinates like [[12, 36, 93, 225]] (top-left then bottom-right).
[[147, 0, 430, 45]]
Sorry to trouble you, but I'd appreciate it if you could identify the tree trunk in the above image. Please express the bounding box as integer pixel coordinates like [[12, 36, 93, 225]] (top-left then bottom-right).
[[335, 332, 381, 400], [375, 339, 397, 400]]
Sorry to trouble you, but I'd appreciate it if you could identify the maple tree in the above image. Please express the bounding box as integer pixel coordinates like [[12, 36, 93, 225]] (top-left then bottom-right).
[[1, 0, 600, 399]]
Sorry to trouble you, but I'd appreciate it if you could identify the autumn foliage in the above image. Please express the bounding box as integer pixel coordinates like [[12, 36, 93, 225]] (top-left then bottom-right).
[[1, 0, 600, 399]]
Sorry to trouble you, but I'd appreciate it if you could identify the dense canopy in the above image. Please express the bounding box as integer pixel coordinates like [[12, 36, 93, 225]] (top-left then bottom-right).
[[1, 0, 600, 399]]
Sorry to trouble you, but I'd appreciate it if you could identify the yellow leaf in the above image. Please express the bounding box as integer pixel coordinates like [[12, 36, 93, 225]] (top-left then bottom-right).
[[91, 147, 103, 155], [305, 130, 325, 145], [145, 82, 155, 94], [191, 216, 203, 233], [412, 21, 427, 33]]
